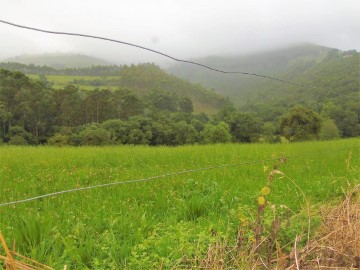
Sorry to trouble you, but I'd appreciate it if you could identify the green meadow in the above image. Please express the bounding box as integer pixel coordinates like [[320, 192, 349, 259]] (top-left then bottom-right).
[[0, 139, 359, 268], [27, 74, 121, 90]]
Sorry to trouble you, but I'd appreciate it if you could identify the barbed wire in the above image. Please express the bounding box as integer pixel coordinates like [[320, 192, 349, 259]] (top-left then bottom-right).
[[0, 19, 355, 98], [1, 145, 358, 208], [0, 156, 293, 207]]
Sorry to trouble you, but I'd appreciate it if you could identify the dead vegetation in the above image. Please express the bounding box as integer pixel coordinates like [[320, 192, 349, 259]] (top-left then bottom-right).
[[296, 185, 360, 270], [199, 185, 360, 270]]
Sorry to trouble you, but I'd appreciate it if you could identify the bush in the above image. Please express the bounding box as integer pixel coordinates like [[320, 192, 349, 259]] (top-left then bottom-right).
[[8, 135, 28, 145], [80, 125, 112, 146], [319, 119, 341, 140], [48, 134, 70, 146]]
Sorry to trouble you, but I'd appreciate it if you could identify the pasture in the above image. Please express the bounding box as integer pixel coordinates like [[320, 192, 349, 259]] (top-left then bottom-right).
[[0, 139, 359, 268], [27, 74, 121, 90]]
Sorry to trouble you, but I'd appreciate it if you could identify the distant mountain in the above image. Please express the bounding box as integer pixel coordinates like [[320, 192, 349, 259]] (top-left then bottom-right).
[[168, 44, 335, 105], [5, 53, 111, 68]]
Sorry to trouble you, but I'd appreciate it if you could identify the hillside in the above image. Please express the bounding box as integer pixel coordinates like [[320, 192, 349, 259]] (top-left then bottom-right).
[[0, 62, 228, 114], [168, 44, 335, 105], [112, 64, 227, 113], [168, 44, 359, 137], [4, 53, 111, 68]]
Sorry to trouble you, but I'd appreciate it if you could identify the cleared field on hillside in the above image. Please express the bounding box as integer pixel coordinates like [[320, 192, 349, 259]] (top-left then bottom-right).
[[27, 74, 121, 90], [0, 139, 359, 268], [25, 74, 221, 114]]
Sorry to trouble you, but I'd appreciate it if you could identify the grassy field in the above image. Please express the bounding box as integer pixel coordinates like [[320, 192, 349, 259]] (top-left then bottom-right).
[[0, 139, 359, 268], [27, 74, 121, 90]]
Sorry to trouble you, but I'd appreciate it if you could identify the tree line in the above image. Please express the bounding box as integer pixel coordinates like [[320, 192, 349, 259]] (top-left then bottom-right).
[[0, 68, 357, 146], [0, 62, 123, 76]]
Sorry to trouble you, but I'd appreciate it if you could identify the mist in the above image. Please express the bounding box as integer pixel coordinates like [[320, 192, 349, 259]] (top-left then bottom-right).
[[1, 0, 359, 65]]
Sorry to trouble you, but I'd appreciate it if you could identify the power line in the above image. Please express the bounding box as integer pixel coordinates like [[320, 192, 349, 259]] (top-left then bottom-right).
[[0, 19, 354, 98]]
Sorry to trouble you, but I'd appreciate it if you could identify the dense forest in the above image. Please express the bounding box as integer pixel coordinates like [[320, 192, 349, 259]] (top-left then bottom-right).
[[0, 63, 227, 114], [0, 46, 359, 146], [169, 45, 360, 139], [0, 62, 358, 146]]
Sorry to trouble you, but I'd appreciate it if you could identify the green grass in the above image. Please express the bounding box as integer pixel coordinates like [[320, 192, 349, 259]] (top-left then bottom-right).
[[0, 139, 359, 268], [27, 74, 121, 90]]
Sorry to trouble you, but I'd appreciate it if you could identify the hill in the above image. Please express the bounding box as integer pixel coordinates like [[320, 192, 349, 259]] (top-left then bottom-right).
[[5, 53, 111, 68], [0, 62, 228, 114], [168, 44, 359, 137], [167, 44, 336, 105]]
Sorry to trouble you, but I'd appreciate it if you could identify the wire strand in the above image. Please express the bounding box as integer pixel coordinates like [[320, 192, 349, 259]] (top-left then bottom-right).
[[1, 145, 358, 207], [0, 146, 360, 207], [0, 156, 288, 207], [0, 19, 354, 98]]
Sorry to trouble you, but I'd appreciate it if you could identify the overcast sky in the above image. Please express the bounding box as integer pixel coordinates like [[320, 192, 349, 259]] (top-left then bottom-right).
[[1, 0, 359, 65]]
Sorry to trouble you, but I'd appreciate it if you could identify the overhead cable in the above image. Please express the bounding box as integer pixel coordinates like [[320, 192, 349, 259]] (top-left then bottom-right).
[[0, 19, 354, 98]]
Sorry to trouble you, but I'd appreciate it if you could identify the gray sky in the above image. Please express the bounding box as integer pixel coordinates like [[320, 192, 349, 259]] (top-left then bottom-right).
[[1, 0, 359, 65]]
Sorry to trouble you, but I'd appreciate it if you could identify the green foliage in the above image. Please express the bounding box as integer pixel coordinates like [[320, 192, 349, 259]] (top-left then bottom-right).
[[201, 122, 231, 144], [279, 106, 322, 141], [319, 119, 341, 140], [79, 124, 112, 145], [1, 48, 359, 147], [261, 122, 281, 143], [101, 119, 127, 144], [8, 135, 29, 145], [8, 125, 33, 144], [48, 133, 70, 146], [228, 112, 261, 143], [179, 97, 194, 113], [169, 45, 360, 138]]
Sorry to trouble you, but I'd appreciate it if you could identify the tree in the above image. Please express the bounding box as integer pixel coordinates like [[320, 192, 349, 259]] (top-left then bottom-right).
[[179, 97, 193, 113], [172, 121, 198, 145], [279, 106, 321, 141], [319, 119, 340, 140], [8, 125, 33, 144], [113, 89, 143, 120], [53, 85, 83, 127], [125, 116, 153, 145], [0, 103, 11, 137], [201, 122, 231, 144], [228, 113, 261, 143], [101, 119, 127, 144], [261, 122, 280, 143], [148, 91, 178, 112], [79, 124, 112, 145], [48, 134, 70, 146]]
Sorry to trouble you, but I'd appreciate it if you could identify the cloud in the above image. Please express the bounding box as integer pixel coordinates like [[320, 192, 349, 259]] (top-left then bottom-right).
[[0, 0, 359, 64]]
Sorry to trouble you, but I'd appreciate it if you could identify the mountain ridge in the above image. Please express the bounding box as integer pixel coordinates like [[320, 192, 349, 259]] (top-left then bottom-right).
[[4, 53, 112, 68]]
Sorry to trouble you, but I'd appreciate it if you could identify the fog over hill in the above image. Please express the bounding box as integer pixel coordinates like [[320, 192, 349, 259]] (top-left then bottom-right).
[[5, 53, 111, 68], [168, 44, 358, 105]]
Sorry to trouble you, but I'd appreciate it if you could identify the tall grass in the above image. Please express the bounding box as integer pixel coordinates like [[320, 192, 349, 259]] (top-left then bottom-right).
[[0, 139, 359, 268]]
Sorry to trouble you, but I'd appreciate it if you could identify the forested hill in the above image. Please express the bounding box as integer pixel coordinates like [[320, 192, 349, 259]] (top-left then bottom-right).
[[0, 62, 228, 114], [167, 44, 358, 105], [4, 53, 110, 68], [111, 64, 228, 112]]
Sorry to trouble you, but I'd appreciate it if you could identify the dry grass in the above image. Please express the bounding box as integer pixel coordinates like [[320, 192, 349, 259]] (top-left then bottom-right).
[[0, 231, 55, 270], [295, 185, 360, 269], [199, 185, 360, 270]]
